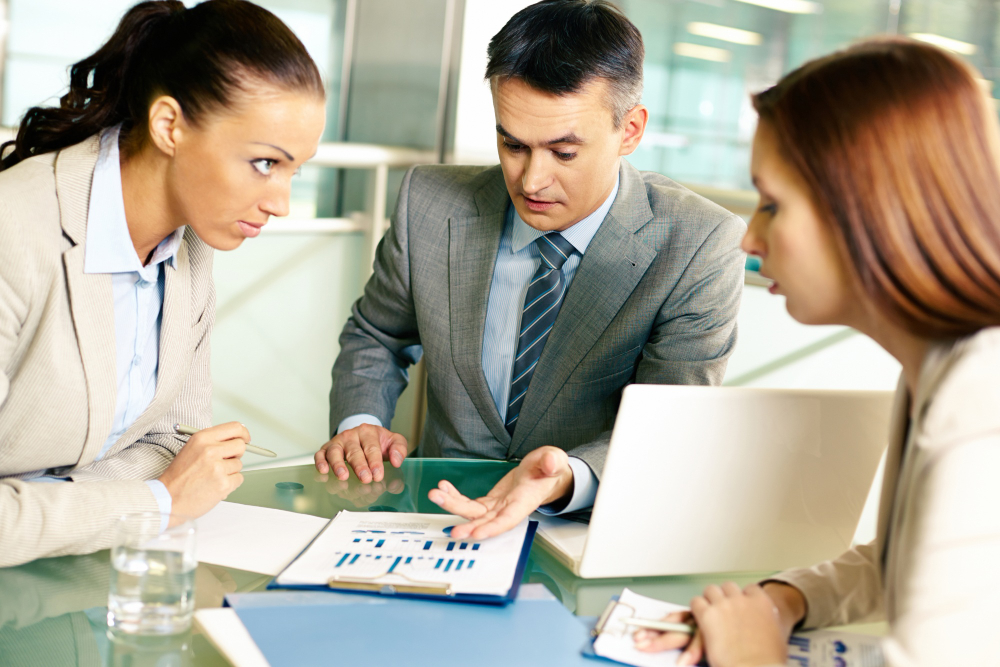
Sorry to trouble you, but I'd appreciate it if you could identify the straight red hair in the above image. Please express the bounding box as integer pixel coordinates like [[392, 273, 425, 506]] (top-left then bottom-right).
[[754, 37, 1000, 338]]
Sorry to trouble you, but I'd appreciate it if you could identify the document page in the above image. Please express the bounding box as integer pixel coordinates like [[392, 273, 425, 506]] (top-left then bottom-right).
[[593, 588, 689, 667], [194, 502, 328, 575], [592, 589, 885, 667], [275, 511, 530, 597]]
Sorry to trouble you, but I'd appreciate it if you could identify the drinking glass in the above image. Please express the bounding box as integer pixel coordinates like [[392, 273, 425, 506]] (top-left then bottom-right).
[[107, 513, 196, 636]]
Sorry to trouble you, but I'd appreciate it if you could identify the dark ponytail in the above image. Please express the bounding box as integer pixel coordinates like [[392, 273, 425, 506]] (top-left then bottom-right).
[[0, 0, 323, 171]]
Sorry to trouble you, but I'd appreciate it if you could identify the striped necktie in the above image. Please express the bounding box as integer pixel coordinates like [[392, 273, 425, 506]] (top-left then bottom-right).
[[505, 232, 576, 435]]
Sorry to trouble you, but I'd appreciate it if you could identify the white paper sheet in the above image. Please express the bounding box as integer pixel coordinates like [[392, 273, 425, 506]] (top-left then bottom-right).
[[275, 511, 529, 597], [592, 589, 886, 667], [194, 502, 328, 575], [593, 588, 689, 667], [194, 608, 270, 667]]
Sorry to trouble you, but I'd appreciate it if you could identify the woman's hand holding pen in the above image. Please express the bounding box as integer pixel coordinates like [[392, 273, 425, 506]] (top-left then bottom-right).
[[158, 422, 250, 525], [634, 582, 806, 666]]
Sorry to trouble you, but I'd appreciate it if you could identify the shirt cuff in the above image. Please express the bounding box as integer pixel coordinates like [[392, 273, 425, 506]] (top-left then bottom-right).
[[537, 456, 598, 515], [337, 414, 384, 434], [145, 480, 173, 532]]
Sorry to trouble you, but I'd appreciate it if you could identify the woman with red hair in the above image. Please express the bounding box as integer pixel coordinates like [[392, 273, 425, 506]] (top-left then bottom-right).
[[639, 38, 1000, 666]]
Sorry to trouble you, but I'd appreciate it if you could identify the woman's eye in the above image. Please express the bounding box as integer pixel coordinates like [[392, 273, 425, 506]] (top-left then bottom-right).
[[759, 202, 778, 215], [252, 159, 278, 176], [503, 142, 524, 153]]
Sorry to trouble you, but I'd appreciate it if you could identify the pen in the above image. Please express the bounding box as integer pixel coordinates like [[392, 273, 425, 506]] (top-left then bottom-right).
[[622, 618, 696, 634], [174, 423, 277, 458]]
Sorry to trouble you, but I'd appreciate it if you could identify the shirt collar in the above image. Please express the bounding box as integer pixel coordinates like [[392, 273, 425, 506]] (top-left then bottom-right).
[[84, 125, 184, 277], [510, 173, 620, 255]]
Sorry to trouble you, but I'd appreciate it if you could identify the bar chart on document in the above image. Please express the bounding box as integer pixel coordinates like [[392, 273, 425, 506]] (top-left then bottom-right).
[[275, 512, 531, 597]]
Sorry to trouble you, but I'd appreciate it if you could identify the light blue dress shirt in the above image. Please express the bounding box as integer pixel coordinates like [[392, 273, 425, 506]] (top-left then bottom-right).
[[30, 126, 183, 527], [341, 175, 621, 515]]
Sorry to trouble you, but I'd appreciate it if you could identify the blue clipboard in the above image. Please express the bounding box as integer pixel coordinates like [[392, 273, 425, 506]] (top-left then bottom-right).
[[266, 517, 537, 606]]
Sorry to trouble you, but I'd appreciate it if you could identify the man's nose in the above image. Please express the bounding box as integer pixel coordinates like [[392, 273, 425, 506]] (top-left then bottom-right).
[[521, 153, 553, 194]]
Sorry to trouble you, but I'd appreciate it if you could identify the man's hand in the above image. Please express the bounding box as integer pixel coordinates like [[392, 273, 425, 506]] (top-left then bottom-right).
[[428, 446, 573, 540], [314, 424, 408, 484], [158, 422, 248, 524]]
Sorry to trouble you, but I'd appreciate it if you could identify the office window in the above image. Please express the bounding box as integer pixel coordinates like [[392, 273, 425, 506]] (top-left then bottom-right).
[[618, 0, 998, 191]]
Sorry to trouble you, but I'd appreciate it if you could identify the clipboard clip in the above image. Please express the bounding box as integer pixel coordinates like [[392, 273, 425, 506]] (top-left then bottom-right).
[[592, 598, 640, 638], [328, 574, 455, 597]]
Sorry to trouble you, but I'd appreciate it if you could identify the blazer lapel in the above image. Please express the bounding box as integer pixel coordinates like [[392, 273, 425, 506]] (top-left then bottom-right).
[[119, 238, 192, 443], [509, 162, 656, 456], [880, 340, 961, 617], [56, 137, 118, 469], [876, 375, 909, 574], [449, 175, 511, 446]]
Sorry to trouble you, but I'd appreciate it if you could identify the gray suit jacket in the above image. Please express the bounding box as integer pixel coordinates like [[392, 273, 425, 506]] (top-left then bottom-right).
[[330, 160, 745, 476], [0, 135, 215, 567]]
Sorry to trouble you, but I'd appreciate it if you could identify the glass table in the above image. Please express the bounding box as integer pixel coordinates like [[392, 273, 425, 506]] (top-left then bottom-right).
[[0, 459, 874, 666]]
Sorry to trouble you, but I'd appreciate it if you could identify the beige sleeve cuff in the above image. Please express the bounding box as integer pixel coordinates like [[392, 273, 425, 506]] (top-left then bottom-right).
[[765, 542, 885, 629]]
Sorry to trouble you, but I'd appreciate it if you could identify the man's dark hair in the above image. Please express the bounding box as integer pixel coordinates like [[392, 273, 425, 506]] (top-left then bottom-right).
[[485, 0, 644, 128]]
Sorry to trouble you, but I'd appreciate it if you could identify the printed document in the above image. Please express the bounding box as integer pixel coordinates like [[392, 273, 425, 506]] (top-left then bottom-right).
[[275, 511, 529, 596]]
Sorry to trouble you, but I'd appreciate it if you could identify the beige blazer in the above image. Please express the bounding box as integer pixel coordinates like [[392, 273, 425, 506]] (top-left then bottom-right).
[[0, 135, 215, 567], [773, 328, 1000, 665]]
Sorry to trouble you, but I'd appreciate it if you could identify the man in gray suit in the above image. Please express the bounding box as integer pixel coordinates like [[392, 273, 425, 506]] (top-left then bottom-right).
[[315, 0, 745, 538]]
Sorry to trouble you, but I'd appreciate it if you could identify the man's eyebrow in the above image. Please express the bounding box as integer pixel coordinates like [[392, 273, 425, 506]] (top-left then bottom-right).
[[251, 142, 294, 161], [496, 124, 584, 146]]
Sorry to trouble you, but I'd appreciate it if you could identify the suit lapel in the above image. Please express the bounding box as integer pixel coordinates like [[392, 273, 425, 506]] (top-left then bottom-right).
[[876, 376, 908, 574], [509, 162, 655, 456], [56, 137, 118, 468], [450, 174, 511, 446], [139, 238, 191, 427], [880, 341, 961, 617]]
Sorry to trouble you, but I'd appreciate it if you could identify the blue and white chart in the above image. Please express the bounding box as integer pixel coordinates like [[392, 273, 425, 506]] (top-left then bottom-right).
[[275, 511, 530, 597]]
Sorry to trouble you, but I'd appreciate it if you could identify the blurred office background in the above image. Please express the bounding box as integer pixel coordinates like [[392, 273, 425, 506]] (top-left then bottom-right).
[[0, 0, 989, 458]]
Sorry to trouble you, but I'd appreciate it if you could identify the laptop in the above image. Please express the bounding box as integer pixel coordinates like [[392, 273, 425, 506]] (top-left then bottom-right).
[[533, 384, 894, 578]]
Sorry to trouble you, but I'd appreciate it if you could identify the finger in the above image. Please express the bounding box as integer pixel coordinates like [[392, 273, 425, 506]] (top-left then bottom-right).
[[721, 581, 743, 597], [467, 502, 528, 540], [666, 611, 694, 624], [447, 508, 499, 540], [197, 421, 251, 444], [325, 442, 350, 481], [227, 472, 244, 495], [314, 446, 330, 474], [703, 584, 725, 604], [388, 479, 405, 494], [677, 630, 704, 667], [690, 595, 709, 616], [221, 457, 243, 475], [344, 438, 373, 483], [387, 435, 408, 468], [634, 629, 692, 653], [314, 440, 332, 474], [215, 438, 246, 460], [538, 447, 568, 477], [359, 428, 384, 482], [428, 483, 489, 521]]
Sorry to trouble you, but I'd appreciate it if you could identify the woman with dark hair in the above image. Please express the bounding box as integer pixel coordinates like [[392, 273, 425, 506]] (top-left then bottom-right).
[[0, 0, 325, 567], [636, 38, 1000, 666]]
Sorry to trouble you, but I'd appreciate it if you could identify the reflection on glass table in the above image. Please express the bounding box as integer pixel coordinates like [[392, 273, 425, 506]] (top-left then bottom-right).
[[0, 459, 883, 666]]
